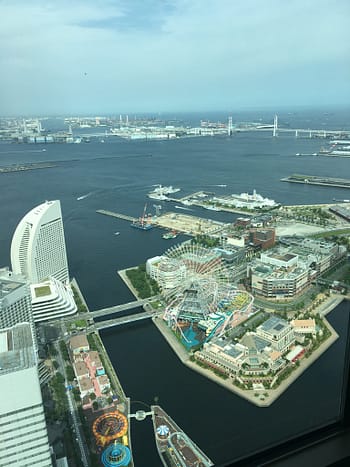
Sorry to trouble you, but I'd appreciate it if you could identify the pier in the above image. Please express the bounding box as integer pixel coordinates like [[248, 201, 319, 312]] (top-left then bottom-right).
[[96, 209, 137, 222]]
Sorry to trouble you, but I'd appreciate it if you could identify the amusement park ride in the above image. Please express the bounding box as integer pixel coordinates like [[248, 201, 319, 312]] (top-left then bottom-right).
[[91, 403, 213, 466], [158, 243, 254, 346], [92, 411, 131, 467]]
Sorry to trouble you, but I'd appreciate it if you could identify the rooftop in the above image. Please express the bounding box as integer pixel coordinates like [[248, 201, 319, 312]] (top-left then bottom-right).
[[69, 334, 89, 351], [259, 316, 290, 335], [0, 323, 36, 375], [240, 333, 270, 353], [33, 284, 51, 298], [79, 376, 93, 391], [269, 252, 297, 262], [291, 319, 316, 328], [0, 269, 26, 300], [74, 361, 89, 377]]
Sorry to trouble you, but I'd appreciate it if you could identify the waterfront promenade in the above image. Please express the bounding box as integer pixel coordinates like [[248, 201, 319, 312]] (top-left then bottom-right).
[[118, 268, 140, 299]]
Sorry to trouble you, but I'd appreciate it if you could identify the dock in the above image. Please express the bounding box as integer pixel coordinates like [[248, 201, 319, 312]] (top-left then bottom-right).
[[96, 209, 137, 222], [153, 212, 226, 236], [151, 405, 214, 467], [281, 174, 350, 189], [96, 208, 228, 237]]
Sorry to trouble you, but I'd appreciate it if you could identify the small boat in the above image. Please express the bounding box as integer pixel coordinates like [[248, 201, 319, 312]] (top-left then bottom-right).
[[114, 232, 120, 236], [162, 230, 178, 239]]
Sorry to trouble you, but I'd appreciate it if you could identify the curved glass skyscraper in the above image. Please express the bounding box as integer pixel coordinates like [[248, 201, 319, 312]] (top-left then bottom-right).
[[11, 200, 69, 284]]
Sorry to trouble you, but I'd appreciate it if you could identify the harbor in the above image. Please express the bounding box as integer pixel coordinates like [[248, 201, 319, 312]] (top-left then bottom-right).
[[2, 110, 350, 466]]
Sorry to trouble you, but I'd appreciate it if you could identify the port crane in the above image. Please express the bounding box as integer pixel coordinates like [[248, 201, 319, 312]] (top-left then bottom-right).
[[153, 204, 162, 216]]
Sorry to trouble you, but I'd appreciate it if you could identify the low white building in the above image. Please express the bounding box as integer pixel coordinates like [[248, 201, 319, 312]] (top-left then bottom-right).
[[78, 376, 94, 398], [291, 318, 316, 335], [146, 255, 186, 290], [31, 277, 77, 322], [73, 361, 89, 381], [256, 316, 295, 353], [97, 374, 110, 392], [69, 335, 90, 355]]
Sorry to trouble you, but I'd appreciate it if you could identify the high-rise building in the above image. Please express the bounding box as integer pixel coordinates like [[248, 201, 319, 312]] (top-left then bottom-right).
[[0, 323, 52, 466], [0, 267, 37, 350], [11, 200, 69, 284]]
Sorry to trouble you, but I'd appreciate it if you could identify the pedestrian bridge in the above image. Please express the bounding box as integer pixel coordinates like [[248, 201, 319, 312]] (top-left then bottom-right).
[[91, 298, 152, 318], [88, 310, 155, 332]]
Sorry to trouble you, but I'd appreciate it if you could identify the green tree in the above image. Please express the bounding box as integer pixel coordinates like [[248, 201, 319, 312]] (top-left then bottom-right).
[[65, 365, 75, 381]]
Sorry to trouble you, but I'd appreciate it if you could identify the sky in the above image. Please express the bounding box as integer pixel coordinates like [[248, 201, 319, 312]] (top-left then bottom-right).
[[1, 0, 349, 115]]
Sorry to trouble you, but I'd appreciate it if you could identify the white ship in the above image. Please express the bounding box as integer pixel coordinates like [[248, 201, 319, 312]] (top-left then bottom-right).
[[212, 189, 279, 209], [148, 193, 169, 200], [148, 184, 180, 199], [319, 141, 350, 157]]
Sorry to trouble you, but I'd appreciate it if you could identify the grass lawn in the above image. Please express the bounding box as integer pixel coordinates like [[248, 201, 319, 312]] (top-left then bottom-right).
[[34, 285, 51, 298]]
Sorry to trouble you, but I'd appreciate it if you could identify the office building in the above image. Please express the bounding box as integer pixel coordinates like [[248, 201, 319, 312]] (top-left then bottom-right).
[[0, 323, 52, 466], [11, 200, 69, 284], [0, 267, 36, 350]]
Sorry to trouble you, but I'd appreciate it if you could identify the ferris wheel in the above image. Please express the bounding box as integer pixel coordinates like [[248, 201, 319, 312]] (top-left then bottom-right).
[[159, 243, 231, 327], [160, 242, 229, 301]]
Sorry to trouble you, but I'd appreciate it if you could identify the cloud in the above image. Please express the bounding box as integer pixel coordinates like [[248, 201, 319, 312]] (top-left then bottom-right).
[[0, 0, 349, 114]]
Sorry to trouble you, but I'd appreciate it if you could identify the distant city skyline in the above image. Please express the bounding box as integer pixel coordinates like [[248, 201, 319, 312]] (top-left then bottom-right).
[[1, 0, 349, 115]]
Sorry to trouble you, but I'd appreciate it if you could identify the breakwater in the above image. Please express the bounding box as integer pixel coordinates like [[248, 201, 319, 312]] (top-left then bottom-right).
[[281, 174, 350, 188]]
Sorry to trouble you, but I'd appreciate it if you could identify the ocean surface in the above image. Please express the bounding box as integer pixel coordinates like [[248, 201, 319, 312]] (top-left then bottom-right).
[[0, 109, 350, 466]]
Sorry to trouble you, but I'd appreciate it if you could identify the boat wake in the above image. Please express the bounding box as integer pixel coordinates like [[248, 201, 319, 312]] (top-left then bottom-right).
[[77, 192, 94, 201], [175, 205, 193, 211]]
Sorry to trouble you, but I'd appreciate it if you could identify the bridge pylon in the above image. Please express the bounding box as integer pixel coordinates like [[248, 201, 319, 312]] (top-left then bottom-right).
[[228, 116, 233, 136], [273, 114, 278, 137]]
